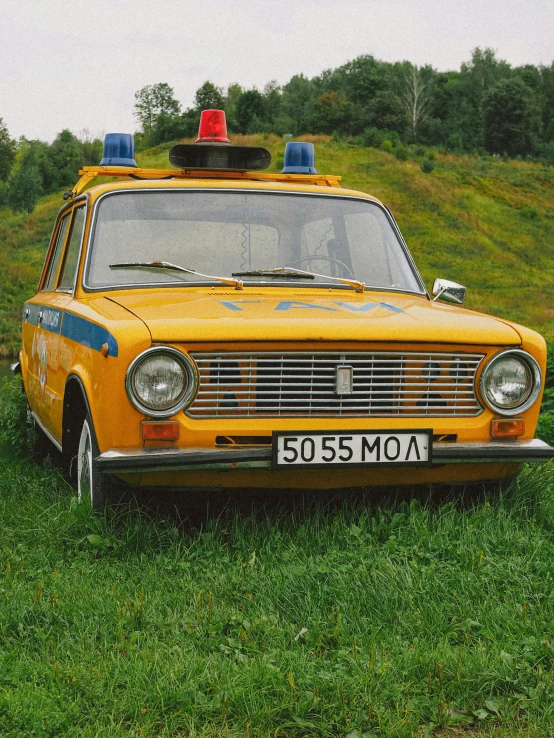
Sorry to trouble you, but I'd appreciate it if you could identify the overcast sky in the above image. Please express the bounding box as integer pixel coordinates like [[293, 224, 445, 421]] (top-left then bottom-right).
[[1, 0, 553, 143]]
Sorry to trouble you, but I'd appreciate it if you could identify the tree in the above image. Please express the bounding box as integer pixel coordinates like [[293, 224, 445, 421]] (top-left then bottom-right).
[[149, 113, 187, 146], [457, 48, 511, 149], [224, 83, 243, 131], [368, 90, 408, 134], [538, 62, 554, 141], [134, 83, 181, 133], [78, 129, 103, 166], [262, 81, 282, 120], [236, 90, 265, 133], [179, 108, 201, 138], [8, 144, 43, 214], [323, 55, 388, 106], [484, 77, 542, 156], [46, 129, 85, 190], [402, 66, 431, 140], [0, 119, 16, 182], [281, 74, 314, 134], [194, 81, 224, 111], [311, 91, 352, 134]]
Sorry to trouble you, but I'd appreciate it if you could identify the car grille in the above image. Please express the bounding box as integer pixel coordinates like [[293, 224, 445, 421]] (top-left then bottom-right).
[[187, 351, 485, 418]]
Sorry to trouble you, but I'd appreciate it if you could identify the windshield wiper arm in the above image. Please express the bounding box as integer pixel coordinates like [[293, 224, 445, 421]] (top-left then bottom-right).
[[109, 261, 243, 290], [232, 270, 315, 279], [232, 266, 365, 293]]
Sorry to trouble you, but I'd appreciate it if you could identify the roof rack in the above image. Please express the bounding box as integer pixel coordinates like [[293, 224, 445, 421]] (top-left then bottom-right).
[[68, 166, 342, 199]]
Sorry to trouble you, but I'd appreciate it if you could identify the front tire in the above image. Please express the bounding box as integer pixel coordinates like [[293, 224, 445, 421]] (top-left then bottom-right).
[[77, 414, 106, 510]]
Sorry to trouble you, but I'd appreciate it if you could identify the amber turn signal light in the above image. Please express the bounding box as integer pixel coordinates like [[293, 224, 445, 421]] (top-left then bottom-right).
[[491, 418, 525, 438], [142, 421, 179, 441]]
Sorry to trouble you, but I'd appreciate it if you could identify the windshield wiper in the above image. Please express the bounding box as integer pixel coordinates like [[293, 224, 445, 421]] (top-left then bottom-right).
[[232, 269, 315, 280], [109, 261, 244, 290], [232, 267, 365, 293]]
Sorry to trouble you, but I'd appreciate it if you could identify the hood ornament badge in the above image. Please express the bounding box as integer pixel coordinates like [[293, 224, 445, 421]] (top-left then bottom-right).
[[335, 365, 353, 395]]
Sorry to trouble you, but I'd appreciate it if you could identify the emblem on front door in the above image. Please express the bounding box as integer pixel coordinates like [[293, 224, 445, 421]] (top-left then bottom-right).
[[335, 365, 353, 395], [39, 341, 47, 398]]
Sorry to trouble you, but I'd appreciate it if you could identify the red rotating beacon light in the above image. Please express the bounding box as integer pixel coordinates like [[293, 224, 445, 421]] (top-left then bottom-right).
[[195, 109, 231, 145]]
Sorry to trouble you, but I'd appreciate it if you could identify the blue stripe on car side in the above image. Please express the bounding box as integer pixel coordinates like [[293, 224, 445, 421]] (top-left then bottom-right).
[[24, 304, 118, 356], [61, 312, 119, 357]]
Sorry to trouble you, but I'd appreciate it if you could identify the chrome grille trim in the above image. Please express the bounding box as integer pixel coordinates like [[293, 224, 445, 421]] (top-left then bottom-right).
[[187, 351, 485, 418]]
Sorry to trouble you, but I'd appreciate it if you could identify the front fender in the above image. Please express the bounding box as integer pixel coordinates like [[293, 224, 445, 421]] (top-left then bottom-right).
[[61, 300, 152, 453]]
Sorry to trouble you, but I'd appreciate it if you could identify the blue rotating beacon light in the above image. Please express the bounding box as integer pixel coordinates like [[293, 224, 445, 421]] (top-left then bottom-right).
[[281, 142, 317, 174], [100, 133, 137, 167]]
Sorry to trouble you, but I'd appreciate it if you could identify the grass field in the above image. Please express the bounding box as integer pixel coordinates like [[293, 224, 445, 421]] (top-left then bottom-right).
[[2, 447, 554, 737]]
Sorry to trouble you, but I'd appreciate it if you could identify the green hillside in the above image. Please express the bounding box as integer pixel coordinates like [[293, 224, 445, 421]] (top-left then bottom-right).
[[1, 137, 553, 356]]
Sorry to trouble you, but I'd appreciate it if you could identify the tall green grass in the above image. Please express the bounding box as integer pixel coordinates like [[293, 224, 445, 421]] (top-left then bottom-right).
[[2, 454, 554, 737]]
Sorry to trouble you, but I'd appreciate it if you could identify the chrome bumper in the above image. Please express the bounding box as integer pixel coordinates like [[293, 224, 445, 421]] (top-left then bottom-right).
[[96, 439, 554, 474]]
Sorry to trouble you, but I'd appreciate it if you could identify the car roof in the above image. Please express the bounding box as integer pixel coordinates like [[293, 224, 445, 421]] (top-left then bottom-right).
[[80, 176, 383, 206]]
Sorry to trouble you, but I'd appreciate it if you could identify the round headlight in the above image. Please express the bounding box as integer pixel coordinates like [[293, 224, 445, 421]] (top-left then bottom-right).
[[126, 348, 197, 417], [480, 350, 541, 416]]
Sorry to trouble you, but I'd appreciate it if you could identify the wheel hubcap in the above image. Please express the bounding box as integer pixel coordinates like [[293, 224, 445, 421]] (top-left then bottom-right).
[[77, 421, 93, 503]]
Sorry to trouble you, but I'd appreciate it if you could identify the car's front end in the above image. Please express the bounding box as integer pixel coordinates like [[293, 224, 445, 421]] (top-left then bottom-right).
[[92, 289, 550, 490]]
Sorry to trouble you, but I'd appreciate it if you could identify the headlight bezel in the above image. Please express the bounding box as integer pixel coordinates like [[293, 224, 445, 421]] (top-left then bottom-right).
[[479, 348, 542, 416], [126, 347, 197, 418]]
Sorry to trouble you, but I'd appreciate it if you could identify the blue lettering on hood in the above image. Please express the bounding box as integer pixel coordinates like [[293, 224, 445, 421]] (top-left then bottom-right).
[[219, 299, 403, 314], [275, 301, 338, 312], [334, 301, 403, 314], [219, 300, 261, 311]]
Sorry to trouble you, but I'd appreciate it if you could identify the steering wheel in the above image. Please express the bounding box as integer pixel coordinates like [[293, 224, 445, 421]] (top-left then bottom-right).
[[287, 255, 355, 278]]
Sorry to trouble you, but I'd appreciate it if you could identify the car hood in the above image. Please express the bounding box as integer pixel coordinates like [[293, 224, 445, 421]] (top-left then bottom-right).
[[105, 289, 522, 346]]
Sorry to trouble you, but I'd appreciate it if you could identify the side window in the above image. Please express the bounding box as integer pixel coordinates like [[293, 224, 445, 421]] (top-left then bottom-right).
[[58, 207, 86, 291], [42, 214, 71, 291]]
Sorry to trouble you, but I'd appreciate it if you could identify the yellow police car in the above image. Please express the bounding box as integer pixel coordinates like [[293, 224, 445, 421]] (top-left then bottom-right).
[[18, 109, 554, 507]]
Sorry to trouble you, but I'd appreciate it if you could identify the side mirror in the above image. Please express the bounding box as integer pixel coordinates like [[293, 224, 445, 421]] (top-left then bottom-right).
[[432, 278, 466, 304]]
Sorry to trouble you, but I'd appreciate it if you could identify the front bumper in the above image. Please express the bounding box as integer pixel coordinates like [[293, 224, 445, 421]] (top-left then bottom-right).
[[96, 439, 554, 474]]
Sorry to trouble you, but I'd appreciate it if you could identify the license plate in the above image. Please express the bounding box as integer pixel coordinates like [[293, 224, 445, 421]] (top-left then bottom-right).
[[272, 429, 432, 470]]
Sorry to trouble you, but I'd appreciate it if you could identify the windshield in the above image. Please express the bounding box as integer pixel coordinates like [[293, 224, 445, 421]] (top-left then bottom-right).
[[85, 190, 423, 293]]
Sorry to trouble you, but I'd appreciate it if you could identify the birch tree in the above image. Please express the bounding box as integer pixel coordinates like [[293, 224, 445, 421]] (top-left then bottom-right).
[[402, 66, 430, 140]]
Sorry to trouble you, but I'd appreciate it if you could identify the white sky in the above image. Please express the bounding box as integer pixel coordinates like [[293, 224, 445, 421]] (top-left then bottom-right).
[[1, 0, 553, 142]]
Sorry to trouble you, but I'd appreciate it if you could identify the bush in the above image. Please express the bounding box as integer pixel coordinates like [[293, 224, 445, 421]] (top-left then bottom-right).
[[420, 157, 435, 174], [360, 126, 382, 148], [360, 127, 402, 150], [393, 144, 408, 161]]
